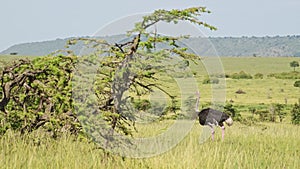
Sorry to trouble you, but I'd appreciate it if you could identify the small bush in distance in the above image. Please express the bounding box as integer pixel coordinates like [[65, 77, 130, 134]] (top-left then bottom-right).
[[202, 77, 219, 84], [268, 71, 300, 79], [224, 103, 241, 121], [254, 73, 264, 79], [230, 71, 252, 79], [290, 60, 299, 71], [256, 110, 271, 122], [291, 101, 300, 125], [294, 80, 300, 88]]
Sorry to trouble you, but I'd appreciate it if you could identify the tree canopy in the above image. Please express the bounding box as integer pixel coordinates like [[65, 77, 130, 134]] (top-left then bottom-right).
[[290, 61, 299, 71], [70, 7, 216, 149], [0, 7, 216, 144]]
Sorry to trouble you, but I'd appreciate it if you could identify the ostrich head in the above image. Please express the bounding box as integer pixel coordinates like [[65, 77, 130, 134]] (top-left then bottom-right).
[[225, 117, 233, 126]]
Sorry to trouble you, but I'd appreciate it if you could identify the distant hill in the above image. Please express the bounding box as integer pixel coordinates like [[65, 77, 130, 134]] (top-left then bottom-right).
[[1, 35, 300, 57]]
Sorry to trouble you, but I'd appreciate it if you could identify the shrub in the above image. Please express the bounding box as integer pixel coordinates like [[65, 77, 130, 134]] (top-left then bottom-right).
[[202, 77, 219, 84], [256, 110, 271, 122], [274, 103, 286, 122], [294, 80, 300, 88], [248, 106, 257, 116], [224, 103, 241, 121], [254, 73, 264, 79], [268, 71, 300, 79], [0, 56, 79, 136], [133, 99, 151, 111], [291, 101, 300, 125], [230, 71, 252, 79]]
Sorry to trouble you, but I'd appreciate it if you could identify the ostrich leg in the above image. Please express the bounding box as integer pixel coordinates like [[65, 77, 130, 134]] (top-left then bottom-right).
[[221, 126, 225, 140], [209, 125, 215, 141]]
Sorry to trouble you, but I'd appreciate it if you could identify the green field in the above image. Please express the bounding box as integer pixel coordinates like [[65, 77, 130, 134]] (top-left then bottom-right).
[[221, 57, 300, 74], [189, 57, 300, 105], [1, 121, 299, 168], [0, 55, 300, 168]]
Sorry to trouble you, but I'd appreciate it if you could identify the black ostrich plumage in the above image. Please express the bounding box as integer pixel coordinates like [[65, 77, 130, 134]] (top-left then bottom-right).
[[197, 108, 230, 127]]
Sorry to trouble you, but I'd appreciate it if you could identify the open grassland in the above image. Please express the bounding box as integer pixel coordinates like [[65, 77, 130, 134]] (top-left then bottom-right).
[[225, 78, 299, 104], [191, 57, 300, 105], [190, 57, 300, 76], [0, 55, 300, 168], [1, 122, 299, 169], [220, 57, 300, 74]]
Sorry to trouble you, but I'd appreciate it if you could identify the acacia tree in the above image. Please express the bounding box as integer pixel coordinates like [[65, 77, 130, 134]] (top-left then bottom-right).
[[0, 56, 79, 136], [71, 7, 216, 141], [290, 61, 299, 71], [0, 7, 216, 141]]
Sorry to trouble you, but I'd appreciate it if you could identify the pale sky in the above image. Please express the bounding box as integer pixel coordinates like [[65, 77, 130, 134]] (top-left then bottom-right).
[[1, 0, 299, 52]]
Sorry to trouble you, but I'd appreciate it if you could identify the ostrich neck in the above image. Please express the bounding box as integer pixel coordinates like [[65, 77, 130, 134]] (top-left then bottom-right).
[[195, 95, 200, 112]]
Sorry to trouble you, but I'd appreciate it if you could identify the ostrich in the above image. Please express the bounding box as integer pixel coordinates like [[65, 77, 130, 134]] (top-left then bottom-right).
[[195, 91, 233, 141]]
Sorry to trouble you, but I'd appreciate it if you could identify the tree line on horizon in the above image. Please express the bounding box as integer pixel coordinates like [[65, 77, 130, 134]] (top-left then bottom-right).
[[2, 34, 300, 57]]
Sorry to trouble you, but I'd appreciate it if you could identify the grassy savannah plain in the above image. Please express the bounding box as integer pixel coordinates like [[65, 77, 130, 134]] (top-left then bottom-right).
[[1, 56, 300, 168]]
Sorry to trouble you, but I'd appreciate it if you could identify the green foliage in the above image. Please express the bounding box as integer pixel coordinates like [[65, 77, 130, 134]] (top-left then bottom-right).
[[268, 71, 300, 79], [256, 110, 271, 122], [290, 60, 299, 71], [68, 7, 216, 143], [164, 99, 181, 114], [130, 7, 216, 34], [254, 73, 264, 79], [294, 80, 300, 88], [291, 101, 300, 125], [133, 99, 151, 111], [0, 55, 79, 136], [229, 71, 252, 79], [250, 104, 286, 123], [248, 106, 257, 116], [224, 103, 241, 121], [273, 103, 286, 122]]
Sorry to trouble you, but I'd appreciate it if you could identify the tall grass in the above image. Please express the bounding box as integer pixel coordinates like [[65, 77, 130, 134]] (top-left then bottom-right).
[[1, 56, 299, 168], [1, 122, 299, 168]]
